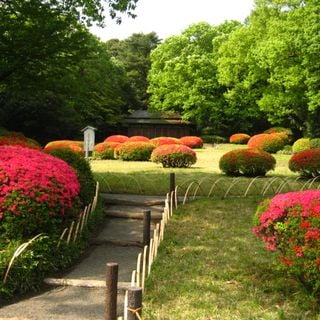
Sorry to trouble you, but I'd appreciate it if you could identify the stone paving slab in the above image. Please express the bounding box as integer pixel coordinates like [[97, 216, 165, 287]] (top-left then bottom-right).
[[105, 205, 163, 220], [101, 193, 166, 206], [0, 286, 125, 319]]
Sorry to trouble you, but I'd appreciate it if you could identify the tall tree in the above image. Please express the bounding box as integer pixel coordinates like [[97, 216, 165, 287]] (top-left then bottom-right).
[[147, 21, 260, 135], [106, 32, 160, 110]]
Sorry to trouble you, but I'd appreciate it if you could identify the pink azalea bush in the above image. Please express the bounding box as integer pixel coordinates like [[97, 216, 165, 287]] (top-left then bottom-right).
[[151, 144, 197, 168], [253, 190, 320, 294], [0, 146, 80, 241]]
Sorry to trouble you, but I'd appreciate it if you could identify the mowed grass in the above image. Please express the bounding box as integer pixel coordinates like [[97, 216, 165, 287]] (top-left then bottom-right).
[[91, 144, 298, 195], [143, 198, 320, 319]]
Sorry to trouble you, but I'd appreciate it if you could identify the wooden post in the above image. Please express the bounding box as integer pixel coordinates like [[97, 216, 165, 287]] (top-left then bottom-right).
[[127, 287, 143, 320], [142, 210, 151, 247], [105, 262, 118, 320], [170, 172, 175, 194]]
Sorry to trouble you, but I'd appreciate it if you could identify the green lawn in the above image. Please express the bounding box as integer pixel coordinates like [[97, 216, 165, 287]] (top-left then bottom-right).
[[91, 144, 299, 195], [143, 198, 320, 319]]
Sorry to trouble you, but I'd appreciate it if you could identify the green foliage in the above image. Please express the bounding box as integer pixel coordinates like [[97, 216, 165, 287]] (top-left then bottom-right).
[[219, 148, 276, 176], [289, 148, 320, 178], [276, 145, 293, 155], [94, 142, 120, 159], [200, 135, 227, 144], [106, 32, 161, 109], [47, 149, 96, 206], [292, 138, 311, 154], [115, 141, 156, 161], [151, 144, 197, 168], [310, 138, 320, 149]]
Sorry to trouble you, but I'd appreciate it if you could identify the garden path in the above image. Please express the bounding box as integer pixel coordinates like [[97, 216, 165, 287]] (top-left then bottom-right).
[[0, 194, 166, 320]]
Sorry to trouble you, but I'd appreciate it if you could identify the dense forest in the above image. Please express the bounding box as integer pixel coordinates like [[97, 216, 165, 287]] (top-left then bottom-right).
[[1, 0, 319, 143]]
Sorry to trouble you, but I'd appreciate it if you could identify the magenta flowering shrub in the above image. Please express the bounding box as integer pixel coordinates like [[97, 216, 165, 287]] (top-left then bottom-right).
[[0, 146, 80, 241], [253, 190, 320, 293], [151, 144, 197, 168]]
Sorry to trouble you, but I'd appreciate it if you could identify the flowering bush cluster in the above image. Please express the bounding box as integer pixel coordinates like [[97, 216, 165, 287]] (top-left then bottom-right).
[[0, 146, 80, 241], [150, 137, 182, 146], [253, 190, 320, 294], [44, 140, 84, 155], [104, 135, 129, 143], [247, 133, 286, 153], [289, 148, 320, 177], [292, 138, 311, 154], [94, 142, 120, 159], [179, 136, 203, 148], [151, 144, 197, 168], [229, 133, 251, 144], [264, 127, 293, 140], [219, 148, 276, 176], [128, 135, 150, 142], [115, 141, 156, 161], [0, 134, 41, 149]]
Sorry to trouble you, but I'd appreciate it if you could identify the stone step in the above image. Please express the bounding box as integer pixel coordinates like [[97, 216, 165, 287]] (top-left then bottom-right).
[[100, 193, 166, 206], [105, 205, 163, 220]]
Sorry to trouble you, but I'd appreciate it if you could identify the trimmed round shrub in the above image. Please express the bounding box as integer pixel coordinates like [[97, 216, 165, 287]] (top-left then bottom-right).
[[229, 133, 250, 144], [310, 138, 320, 149], [292, 138, 311, 154], [94, 142, 120, 159], [179, 136, 203, 148], [44, 140, 84, 155], [0, 146, 80, 241], [219, 148, 276, 176], [151, 144, 197, 168], [289, 148, 320, 177], [128, 136, 150, 142], [253, 190, 320, 294], [150, 137, 182, 146], [201, 135, 227, 144], [104, 135, 129, 143], [247, 133, 286, 153], [114, 141, 156, 161], [264, 127, 293, 137], [47, 149, 96, 206]]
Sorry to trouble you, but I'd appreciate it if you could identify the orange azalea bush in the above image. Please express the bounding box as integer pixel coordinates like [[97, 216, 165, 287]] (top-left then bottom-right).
[[289, 148, 320, 177], [0, 134, 41, 149], [247, 133, 286, 153], [229, 133, 251, 144], [179, 136, 203, 149], [128, 136, 150, 142], [115, 141, 156, 161], [219, 148, 276, 176], [44, 140, 84, 155], [151, 144, 197, 168], [94, 142, 120, 159], [104, 135, 129, 143], [150, 137, 182, 146]]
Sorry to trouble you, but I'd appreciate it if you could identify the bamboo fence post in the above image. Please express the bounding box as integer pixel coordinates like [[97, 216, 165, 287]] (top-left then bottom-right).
[[105, 262, 118, 320], [127, 287, 143, 320]]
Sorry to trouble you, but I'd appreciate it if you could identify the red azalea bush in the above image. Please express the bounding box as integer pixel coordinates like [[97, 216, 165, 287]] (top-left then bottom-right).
[[128, 136, 150, 142], [104, 135, 129, 143], [229, 133, 251, 144], [0, 134, 41, 149], [253, 190, 320, 294], [0, 146, 80, 241], [94, 142, 120, 159], [150, 137, 182, 146], [151, 144, 197, 168], [44, 140, 84, 155], [219, 148, 276, 176], [179, 136, 203, 149], [114, 141, 156, 161], [247, 133, 286, 153], [289, 148, 320, 177], [292, 138, 311, 154]]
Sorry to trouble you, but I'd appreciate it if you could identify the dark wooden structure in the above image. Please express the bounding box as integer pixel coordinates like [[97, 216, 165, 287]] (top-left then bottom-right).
[[123, 110, 193, 138]]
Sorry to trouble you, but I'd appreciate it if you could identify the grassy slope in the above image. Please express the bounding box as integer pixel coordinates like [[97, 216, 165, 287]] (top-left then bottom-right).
[[143, 198, 320, 320]]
